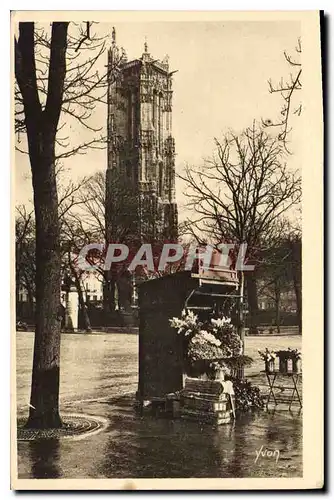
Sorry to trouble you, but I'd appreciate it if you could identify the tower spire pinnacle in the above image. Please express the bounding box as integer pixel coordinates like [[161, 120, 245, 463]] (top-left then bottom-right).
[[112, 27, 116, 46]]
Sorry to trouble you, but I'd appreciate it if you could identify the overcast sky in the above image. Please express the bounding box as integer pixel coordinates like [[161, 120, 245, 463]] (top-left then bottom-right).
[[15, 19, 302, 215]]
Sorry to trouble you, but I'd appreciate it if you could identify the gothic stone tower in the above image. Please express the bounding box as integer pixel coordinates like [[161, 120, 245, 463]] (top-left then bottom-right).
[[106, 33, 178, 248]]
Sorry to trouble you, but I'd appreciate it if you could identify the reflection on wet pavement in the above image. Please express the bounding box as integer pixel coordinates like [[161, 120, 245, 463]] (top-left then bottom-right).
[[27, 439, 63, 479], [18, 395, 302, 479], [16, 332, 302, 479]]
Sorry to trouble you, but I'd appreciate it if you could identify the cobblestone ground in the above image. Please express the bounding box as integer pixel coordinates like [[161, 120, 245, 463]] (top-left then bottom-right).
[[16, 332, 302, 479]]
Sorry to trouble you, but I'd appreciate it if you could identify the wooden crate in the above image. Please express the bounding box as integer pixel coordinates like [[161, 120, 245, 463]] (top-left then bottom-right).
[[180, 378, 233, 425], [182, 378, 228, 400], [181, 396, 229, 412], [180, 408, 231, 425]]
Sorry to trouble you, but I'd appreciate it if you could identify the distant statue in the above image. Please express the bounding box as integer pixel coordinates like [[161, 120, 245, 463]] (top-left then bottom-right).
[[121, 47, 128, 63], [112, 27, 116, 45], [162, 54, 169, 66]]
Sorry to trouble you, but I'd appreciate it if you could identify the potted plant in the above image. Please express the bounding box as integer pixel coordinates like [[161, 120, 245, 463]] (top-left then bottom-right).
[[258, 348, 276, 373], [207, 360, 229, 382], [224, 354, 254, 378], [275, 348, 302, 373], [229, 376, 265, 412], [289, 348, 302, 373], [275, 349, 292, 373]]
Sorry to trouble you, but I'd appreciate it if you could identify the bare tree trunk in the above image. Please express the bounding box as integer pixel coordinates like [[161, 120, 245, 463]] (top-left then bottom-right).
[[74, 274, 92, 332], [16, 279, 21, 315], [290, 238, 302, 334], [246, 273, 259, 334], [117, 271, 132, 312], [274, 282, 281, 333], [27, 134, 62, 428], [15, 22, 69, 428], [109, 277, 116, 312], [293, 277, 302, 334], [25, 282, 35, 320], [103, 273, 116, 318]]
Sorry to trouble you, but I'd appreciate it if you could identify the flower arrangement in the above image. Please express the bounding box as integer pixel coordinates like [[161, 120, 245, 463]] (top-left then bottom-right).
[[258, 349, 276, 362], [259, 348, 302, 373], [287, 348, 301, 361], [187, 330, 223, 362], [281, 348, 302, 373], [211, 317, 243, 358], [275, 349, 292, 360], [170, 310, 263, 412], [229, 377, 264, 412], [169, 310, 245, 377], [290, 349, 302, 373], [258, 348, 276, 373], [169, 309, 199, 336]]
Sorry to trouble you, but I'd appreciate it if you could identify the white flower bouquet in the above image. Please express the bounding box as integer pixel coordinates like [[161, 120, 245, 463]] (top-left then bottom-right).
[[169, 310, 243, 375]]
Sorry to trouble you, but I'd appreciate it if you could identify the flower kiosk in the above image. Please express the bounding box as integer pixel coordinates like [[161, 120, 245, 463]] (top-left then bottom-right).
[[136, 253, 243, 424]]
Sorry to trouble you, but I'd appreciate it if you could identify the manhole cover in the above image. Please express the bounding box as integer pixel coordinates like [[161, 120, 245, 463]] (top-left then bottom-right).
[[17, 413, 108, 441]]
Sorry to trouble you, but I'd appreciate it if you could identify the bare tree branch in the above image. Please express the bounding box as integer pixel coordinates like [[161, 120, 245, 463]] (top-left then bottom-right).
[[179, 123, 301, 257], [15, 22, 124, 159], [263, 38, 302, 153]]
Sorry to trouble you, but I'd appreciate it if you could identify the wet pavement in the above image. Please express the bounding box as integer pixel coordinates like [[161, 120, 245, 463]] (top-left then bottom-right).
[[16, 332, 302, 479]]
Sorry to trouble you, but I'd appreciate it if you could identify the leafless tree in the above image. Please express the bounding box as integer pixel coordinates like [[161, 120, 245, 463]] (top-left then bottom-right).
[[256, 219, 298, 332], [64, 170, 124, 314], [15, 21, 123, 429], [16, 171, 98, 338], [285, 225, 302, 333], [179, 123, 301, 333], [15, 22, 123, 157], [58, 171, 97, 333], [60, 225, 94, 333], [67, 170, 163, 314], [263, 38, 302, 153], [15, 206, 36, 318], [258, 220, 302, 333]]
